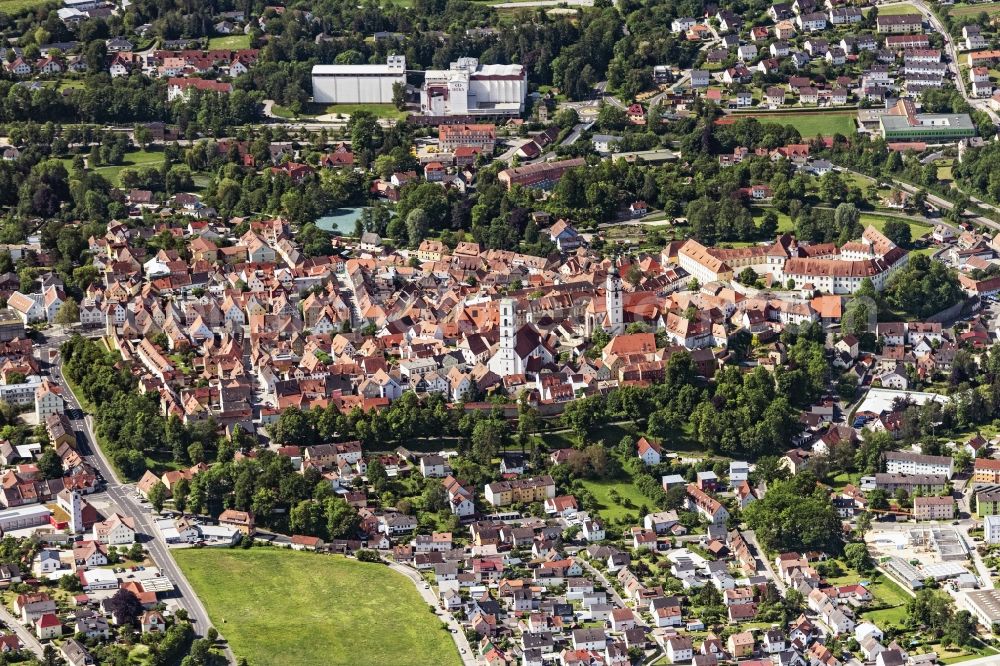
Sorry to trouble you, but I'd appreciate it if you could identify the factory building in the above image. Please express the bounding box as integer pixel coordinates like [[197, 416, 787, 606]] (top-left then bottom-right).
[[421, 58, 527, 117], [311, 55, 406, 105]]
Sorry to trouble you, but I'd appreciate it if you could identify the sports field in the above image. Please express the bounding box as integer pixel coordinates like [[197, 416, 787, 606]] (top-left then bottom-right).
[[742, 112, 857, 137]]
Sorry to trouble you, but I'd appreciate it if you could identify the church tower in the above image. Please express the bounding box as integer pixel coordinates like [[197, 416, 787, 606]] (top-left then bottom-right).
[[606, 268, 624, 335], [68, 491, 83, 535], [493, 298, 518, 376]]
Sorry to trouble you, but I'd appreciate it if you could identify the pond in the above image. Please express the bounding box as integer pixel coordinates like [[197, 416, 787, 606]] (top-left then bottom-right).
[[315, 207, 364, 235]]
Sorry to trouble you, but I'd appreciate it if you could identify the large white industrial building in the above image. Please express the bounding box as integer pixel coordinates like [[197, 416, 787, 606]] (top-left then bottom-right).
[[311, 55, 406, 104], [421, 58, 527, 117]]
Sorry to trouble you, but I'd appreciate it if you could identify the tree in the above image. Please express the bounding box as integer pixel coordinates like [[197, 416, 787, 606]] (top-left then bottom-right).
[[953, 447, 973, 473], [833, 202, 861, 242], [471, 419, 508, 465], [867, 488, 889, 511], [391, 82, 406, 111], [37, 449, 63, 480], [252, 488, 276, 518], [147, 482, 167, 512], [325, 496, 360, 539], [367, 458, 388, 493], [743, 474, 842, 552], [54, 298, 79, 325], [59, 572, 83, 592], [885, 254, 964, 319], [820, 172, 848, 205], [405, 208, 429, 248], [737, 267, 759, 286], [106, 589, 144, 626], [943, 610, 976, 647], [597, 103, 627, 131], [134, 125, 153, 149], [290, 499, 325, 537], [173, 478, 190, 514], [269, 406, 314, 445], [843, 542, 872, 572], [883, 218, 912, 247]]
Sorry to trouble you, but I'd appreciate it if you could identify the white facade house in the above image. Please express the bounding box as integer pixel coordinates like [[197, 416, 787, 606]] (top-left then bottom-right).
[[311, 56, 406, 104], [92, 514, 136, 545], [986, 515, 1000, 545], [884, 451, 954, 478], [35, 381, 64, 421]]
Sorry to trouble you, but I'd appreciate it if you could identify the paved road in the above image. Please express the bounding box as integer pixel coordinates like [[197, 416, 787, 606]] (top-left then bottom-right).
[[42, 331, 234, 663], [0, 606, 43, 658], [561, 122, 594, 146], [742, 529, 786, 594], [955, 481, 995, 590], [837, 165, 1000, 233], [578, 556, 634, 616], [490, 0, 592, 7], [385, 561, 475, 665], [904, 0, 1000, 125]]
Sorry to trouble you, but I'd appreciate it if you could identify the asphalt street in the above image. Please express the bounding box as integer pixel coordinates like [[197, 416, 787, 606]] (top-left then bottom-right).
[[39, 329, 234, 663]]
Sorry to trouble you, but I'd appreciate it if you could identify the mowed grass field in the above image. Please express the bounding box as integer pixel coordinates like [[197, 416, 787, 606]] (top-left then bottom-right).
[[0, 0, 50, 13], [825, 566, 912, 628], [60, 148, 164, 186], [207, 34, 251, 49], [580, 474, 651, 521], [175, 548, 462, 666], [740, 111, 857, 137], [318, 103, 408, 120], [878, 2, 920, 14], [860, 213, 932, 241]]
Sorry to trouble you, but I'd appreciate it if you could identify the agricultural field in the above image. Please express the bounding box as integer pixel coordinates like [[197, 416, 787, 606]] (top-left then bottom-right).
[[949, 1, 1000, 16], [175, 548, 462, 666]]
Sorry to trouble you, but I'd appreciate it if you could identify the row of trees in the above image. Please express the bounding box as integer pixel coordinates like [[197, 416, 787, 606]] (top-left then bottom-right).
[[61, 336, 225, 479]]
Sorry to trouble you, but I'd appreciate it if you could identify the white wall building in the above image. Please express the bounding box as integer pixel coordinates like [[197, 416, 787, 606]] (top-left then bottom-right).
[[421, 58, 527, 117], [884, 450, 954, 478], [311, 56, 406, 104], [986, 515, 1000, 545]]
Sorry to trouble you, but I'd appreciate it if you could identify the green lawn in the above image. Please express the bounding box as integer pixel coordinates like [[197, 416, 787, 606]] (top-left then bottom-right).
[[751, 209, 795, 233], [824, 563, 912, 628], [860, 213, 932, 242], [0, 0, 50, 13], [60, 148, 164, 186], [878, 2, 920, 14], [581, 473, 652, 522], [315, 103, 407, 120], [936, 641, 1000, 664], [207, 34, 251, 49], [175, 549, 462, 666], [739, 111, 857, 137]]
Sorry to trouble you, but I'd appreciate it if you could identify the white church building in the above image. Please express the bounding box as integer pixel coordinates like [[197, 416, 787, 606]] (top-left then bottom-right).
[[488, 298, 557, 377]]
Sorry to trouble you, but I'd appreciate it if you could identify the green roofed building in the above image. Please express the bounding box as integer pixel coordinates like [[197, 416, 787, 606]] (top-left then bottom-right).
[[879, 99, 975, 142]]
